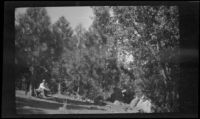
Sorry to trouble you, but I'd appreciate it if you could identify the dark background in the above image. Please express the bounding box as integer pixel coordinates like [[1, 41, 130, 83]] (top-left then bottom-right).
[[2, 1, 199, 118], [179, 3, 199, 115]]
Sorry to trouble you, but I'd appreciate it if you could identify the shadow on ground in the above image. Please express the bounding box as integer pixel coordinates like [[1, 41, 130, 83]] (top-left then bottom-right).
[[44, 95, 106, 106], [16, 97, 63, 110], [65, 104, 105, 111], [16, 96, 106, 114], [16, 107, 46, 114]]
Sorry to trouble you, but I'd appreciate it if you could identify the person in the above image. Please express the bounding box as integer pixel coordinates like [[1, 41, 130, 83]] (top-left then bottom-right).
[[36, 79, 50, 98]]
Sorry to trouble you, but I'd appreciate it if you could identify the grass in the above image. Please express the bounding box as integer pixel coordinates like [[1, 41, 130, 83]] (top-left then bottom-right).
[[16, 90, 138, 114]]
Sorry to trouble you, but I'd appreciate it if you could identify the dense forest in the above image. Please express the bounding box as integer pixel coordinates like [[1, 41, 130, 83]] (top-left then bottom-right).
[[15, 6, 180, 112]]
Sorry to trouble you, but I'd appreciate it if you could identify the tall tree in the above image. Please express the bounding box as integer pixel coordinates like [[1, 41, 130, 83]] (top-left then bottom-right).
[[112, 6, 180, 112], [89, 6, 124, 100], [15, 7, 53, 96], [52, 16, 73, 95]]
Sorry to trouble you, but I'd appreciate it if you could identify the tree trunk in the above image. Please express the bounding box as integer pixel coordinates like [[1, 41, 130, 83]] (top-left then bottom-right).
[[58, 61, 63, 95], [29, 76, 36, 96], [160, 68, 167, 85], [160, 62, 172, 87], [77, 78, 81, 94], [77, 86, 80, 94], [27, 79, 35, 97], [58, 82, 61, 95], [28, 83, 32, 97], [28, 66, 35, 97]]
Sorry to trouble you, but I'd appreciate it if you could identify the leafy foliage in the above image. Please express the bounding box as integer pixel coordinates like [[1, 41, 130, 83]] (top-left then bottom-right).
[[15, 6, 180, 112], [111, 6, 180, 112]]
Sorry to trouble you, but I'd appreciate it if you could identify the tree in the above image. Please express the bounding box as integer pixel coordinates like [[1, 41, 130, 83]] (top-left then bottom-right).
[[15, 7, 53, 96], [111, 6, 180, 112], [52, 16, 73, 95]]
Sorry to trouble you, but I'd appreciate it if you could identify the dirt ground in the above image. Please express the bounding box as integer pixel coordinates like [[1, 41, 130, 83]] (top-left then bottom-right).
[[16, 90, 139, 114]]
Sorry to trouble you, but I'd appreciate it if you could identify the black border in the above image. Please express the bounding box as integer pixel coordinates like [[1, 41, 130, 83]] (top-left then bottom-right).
[[3, 1, 199, 118]]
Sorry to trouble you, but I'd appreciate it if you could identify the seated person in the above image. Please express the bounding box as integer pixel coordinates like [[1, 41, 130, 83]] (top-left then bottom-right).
[[36, 79, 50, 97]]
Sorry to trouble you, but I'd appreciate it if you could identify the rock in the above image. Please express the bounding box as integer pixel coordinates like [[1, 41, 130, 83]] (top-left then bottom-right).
[[113, 100, 122, 105], [130, 96, 139, 108], [106, 104, 112, 109], [135, 97, 152, 113]]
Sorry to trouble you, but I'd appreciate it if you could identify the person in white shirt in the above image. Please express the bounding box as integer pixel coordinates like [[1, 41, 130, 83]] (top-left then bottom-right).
[[36, 79, 50, 97]]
